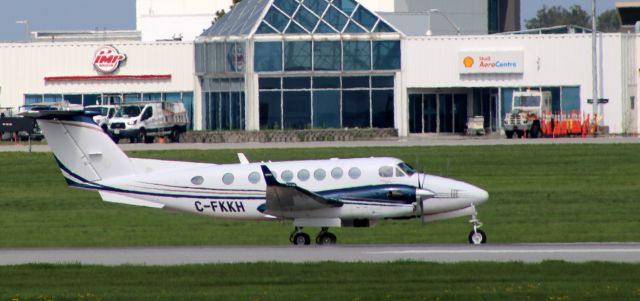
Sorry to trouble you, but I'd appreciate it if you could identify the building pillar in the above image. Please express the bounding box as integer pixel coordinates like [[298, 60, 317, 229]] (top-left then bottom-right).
[[395, 71, 407, 137]]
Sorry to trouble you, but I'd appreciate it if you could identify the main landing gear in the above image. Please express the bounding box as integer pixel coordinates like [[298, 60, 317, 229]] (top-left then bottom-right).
[[468, 204, 487, 245], [290, 227, 337, 246]]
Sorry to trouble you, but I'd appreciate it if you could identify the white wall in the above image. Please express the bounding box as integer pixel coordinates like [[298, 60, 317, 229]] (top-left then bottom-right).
[[136, 0, 232, 41], [0, 41, 195, 109], [402, 34, 632, 134]]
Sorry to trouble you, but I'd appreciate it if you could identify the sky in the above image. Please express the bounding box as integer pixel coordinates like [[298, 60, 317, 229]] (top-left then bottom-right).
[[0, 0, 625, 41]]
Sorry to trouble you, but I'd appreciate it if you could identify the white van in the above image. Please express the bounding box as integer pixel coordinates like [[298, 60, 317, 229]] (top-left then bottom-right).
[[85, 105, 118, 133], [108, 102, 188, 143]]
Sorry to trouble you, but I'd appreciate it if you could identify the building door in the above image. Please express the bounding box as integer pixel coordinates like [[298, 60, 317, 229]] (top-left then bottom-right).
[[453, 94, 468, 133], [439, 94, 453, 133], [424, 94, 437, 133], [409, 94, 438, 134]]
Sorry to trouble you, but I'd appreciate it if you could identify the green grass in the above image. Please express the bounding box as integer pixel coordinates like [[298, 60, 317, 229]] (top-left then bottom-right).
[[1, 261, 640, 300], [0, 144, 639, 247]]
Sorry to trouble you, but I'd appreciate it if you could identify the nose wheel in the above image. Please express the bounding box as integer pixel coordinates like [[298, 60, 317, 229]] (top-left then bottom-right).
[[468, 204, 487, 245]]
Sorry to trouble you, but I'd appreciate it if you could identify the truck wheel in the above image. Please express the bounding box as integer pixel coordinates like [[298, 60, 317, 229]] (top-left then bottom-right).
[[505, 131, 514, 139], [112, 137, 120, 144], [170, 127, 180, 143]]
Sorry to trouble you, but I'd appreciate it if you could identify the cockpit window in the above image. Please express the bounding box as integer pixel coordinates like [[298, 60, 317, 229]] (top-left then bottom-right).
[[378, 166, 393, 178], [395, 168, 406, 177], [397, 162, 416, 176]]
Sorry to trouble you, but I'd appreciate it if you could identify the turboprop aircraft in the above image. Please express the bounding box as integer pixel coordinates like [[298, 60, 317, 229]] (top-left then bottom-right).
[[25, 109, 489, 245]]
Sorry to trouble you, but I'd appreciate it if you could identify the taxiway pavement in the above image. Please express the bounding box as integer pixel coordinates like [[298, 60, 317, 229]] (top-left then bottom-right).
[[1, 243, 639, 266]]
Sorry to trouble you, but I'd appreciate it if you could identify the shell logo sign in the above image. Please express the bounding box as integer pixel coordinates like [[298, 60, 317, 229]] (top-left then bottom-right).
[[93, 46, 126, 73], [463, 56, 474, 68], [459, 51, 523, 74]]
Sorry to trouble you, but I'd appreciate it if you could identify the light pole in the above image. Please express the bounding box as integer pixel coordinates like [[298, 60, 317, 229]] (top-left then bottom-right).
[[591, 0, 598, 126], [16, 20, 30, 41], [425, 9, 461, 36]]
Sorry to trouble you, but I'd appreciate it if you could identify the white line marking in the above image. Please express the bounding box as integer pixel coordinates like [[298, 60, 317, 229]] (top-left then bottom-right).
[[367, 249, 640, 255]]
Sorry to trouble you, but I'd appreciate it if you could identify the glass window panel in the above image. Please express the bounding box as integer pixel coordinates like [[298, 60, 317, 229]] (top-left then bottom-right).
[[209, 92, 221, 129], [314, 21, 337, 33], [293, 6, 319, 31], [206, 42, 225, 73], [372, 90, 394, 128], [372, 76, 394, 88], [373, 40, 401, 70], [314, 169, 326, 181], [231, 92, 242, 130], [283, 91, 311, 129], [259, 77, 281, 90], [332, 0, 357, 15], [259, 91, 281, 129], [195, 43, 205, 73], [439, 94, 453, 133], [285, 21, 307, 33], [283, 77, 311, 89], [348, 167, 361, 179], [331, 167, 343, 179], [226, 42, 237, 72], [284, 41, 312, 71], [344, 21, 366, 33], [313, 77, 340, 89], [254, 42, 283, 72], [256, 22, 278, 34], [143, 93, 161, 101], [374, 21, 395, 33], [44, 94, 63, 102], [297, 169, 310, 181], [25, 95, 43, 105], [408, 94, 422, 134], [83, 94, 101, 106], [352, 6, 377, 30], [183, 92, 194, 130], [221, 92, 231, 129], [281, 170, 294, 182], [303, 0, 328, 16], [273, 0, 298, 16], [264, 6, 290, 32], [163, 93, 181, 102], [124, 93, 142, 102], [323, 6, 348, 32], [313, 90, 341, 128], [64, 95, 82, 105], [561, 86, 581, 112], [342, 90, 370, 128], [313, 41, 341, 71], [343, 40, 371, 70], [343, 76, 369, 89]]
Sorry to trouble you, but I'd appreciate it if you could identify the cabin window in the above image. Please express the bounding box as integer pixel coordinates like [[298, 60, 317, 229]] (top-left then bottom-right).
[[378, 166, 393, 178], [314, 169, 326, 181], [281, 170, 294, 182], [331, 167, 343, 179], [348, 167, 361, 179], [222, 173, 235, 185], [248, 172, 261, 184], [397, 162, 416, 176], [297, 169, 310, 181], [191, 176, 204, 185], [395, 168, 406, 177]]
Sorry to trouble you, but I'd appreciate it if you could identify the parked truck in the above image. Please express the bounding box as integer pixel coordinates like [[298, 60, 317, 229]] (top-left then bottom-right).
[[503, 91, 552, 139], [108, 102, 188, 144]]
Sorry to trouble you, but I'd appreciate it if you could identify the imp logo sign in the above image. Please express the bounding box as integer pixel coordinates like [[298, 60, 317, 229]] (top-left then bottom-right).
[[93, 46, 126, 73]]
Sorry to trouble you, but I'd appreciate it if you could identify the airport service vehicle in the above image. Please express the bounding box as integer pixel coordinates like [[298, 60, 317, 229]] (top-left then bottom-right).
[[24, 109, 490, 245], [108, 102, 188, 144], [503, 91, 551, 139], [85, 105, 118, 133]]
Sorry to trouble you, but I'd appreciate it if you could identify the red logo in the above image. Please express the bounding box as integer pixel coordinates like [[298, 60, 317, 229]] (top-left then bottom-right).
[[93, 46, 126, 73]]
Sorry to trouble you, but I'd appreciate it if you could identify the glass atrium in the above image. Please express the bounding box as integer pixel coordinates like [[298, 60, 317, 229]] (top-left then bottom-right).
[[196, 0, 403, 130]]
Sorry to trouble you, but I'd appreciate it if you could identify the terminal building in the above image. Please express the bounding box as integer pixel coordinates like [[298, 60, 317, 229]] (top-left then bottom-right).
[[0, 0, 638, 135]]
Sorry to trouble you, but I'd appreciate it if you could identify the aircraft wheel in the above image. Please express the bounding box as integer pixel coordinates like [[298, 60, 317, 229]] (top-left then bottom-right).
[[316, 232, 337, 245], [292, 233, 311, 246], [468, 229, 487, 245]]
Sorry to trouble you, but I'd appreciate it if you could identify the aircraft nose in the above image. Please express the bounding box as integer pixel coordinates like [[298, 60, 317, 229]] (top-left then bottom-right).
[[470, 186, 489, 204]]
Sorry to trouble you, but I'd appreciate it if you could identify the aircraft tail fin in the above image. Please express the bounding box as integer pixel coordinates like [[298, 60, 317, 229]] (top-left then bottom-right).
[[30, 110, 136, 184]]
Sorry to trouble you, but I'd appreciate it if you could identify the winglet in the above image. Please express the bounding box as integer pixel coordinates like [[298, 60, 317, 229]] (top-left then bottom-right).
[[260, 165, 280, 186]]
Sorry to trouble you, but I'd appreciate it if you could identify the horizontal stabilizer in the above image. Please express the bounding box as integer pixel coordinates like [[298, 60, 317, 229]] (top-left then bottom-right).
[[260, 165, 342, 213]]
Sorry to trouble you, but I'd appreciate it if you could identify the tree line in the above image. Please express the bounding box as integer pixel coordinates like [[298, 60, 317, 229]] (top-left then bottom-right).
[[526, 5, 621, 32]]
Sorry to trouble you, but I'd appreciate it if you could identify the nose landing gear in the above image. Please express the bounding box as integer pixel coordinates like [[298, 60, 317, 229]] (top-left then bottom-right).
[[468, 204, 487, 245]]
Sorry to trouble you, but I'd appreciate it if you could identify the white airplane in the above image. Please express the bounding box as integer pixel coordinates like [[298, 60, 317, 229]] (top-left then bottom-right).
[[27, 110, 489, 245]]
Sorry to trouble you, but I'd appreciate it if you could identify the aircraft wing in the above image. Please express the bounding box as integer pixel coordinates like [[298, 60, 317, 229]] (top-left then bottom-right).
[[260, 165, 343, 212]]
